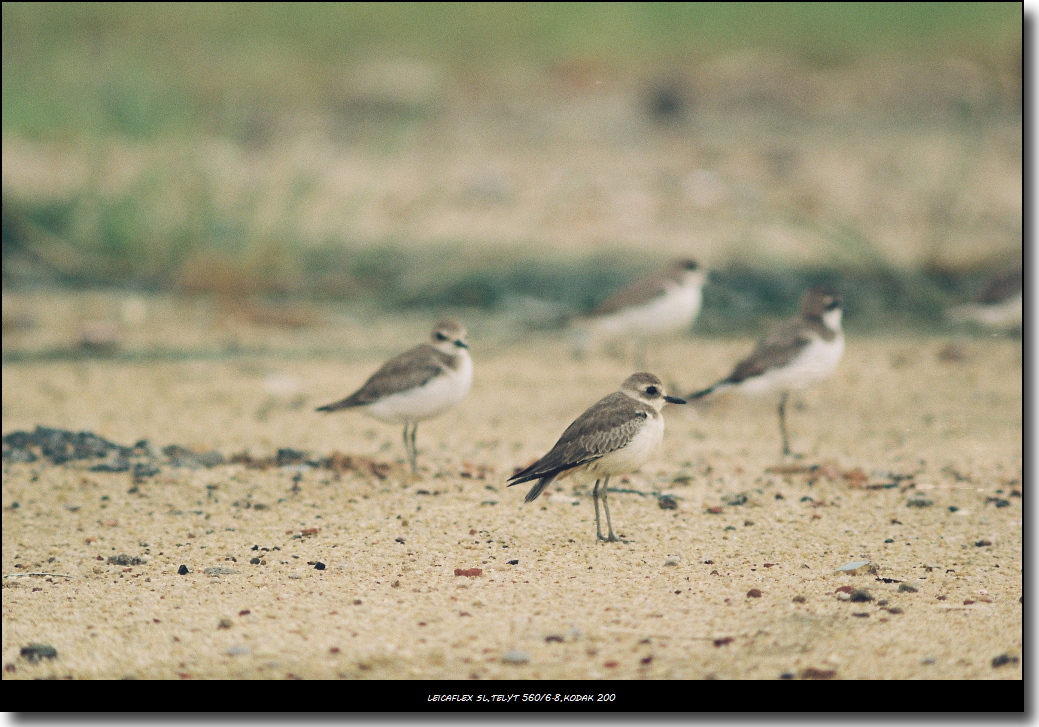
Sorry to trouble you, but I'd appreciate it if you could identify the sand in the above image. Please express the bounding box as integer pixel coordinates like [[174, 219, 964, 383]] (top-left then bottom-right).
[[1, 294, 1022, 681]]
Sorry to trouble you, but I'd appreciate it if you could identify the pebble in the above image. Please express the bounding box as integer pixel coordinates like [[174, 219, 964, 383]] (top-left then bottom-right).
[[906, 496, 934, 507], [314, 562, 326, 570], [20, 643, 57, 663], [204, 567, 237, 576], [177, 565, 189, 575], [107, 554, 146, 566], [835, 561, 878, 575], [657, 495, 678, 510], [227, 646, 250, 656], [992, 653, 1019, 668], [898, 581, 920, 593], [849, 588, 874, 602], [501, 650, 529, 665], [664, 556, 680, 567]]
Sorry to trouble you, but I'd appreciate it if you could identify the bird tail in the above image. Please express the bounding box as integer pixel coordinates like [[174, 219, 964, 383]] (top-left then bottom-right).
[[522, 476, 555, 503], [688, 384, 717, 400], [315, 397, 358, 413]]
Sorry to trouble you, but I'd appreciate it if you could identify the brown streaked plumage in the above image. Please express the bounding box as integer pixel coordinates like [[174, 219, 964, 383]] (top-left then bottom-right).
[[690, 285, 844, 456], [576, 259, 705, 369], [316, 320, 472, 474], [508, 372, 686, 542]]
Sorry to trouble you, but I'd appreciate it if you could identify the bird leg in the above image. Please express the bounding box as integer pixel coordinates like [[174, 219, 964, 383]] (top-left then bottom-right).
[[777, 391, 792, 457], [593, 479, 604, 541], [598, 475, 622, 542], [402, 422, 419, 474]]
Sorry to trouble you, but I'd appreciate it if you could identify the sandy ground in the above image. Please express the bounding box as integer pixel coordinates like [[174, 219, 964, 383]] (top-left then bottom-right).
[[1, 294, 1022, 680]]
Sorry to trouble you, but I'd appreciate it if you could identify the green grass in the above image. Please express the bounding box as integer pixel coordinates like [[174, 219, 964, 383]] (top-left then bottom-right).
[[3, 3, 1021, 139], [1, 3, 1021, 332]]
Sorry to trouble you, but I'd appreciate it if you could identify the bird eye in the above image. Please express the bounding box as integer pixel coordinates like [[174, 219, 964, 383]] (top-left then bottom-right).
[[435, 332, 449, 341], [646, 386, 658, 395]]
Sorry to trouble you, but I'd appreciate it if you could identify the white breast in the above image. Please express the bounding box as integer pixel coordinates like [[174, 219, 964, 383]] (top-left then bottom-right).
[[365, 352, 472, 424], [574, 412, 665, 485], [739, 333, 844, 395], [593, 282, 702, 338]]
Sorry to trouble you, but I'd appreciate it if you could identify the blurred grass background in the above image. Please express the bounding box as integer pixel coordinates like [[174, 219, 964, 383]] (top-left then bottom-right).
[[1, 3, 1023, 333]]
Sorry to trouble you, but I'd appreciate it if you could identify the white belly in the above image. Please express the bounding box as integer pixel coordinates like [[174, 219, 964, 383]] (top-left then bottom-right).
[[364, 354, 473, 424], [593, 283, 702, 338], [567, 414, 665, 485], [739, 334, 844, 395]]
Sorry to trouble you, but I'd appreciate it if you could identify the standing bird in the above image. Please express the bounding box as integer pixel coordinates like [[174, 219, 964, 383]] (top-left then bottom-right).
[[946, 264, 1022, 332], [575, 258, 706, 369], [316, 320, 472, 474], [689, 285, 844, 456], [508, 372, 686, 542]]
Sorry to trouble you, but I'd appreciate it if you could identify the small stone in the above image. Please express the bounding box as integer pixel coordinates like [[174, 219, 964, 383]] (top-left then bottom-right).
[[920, 655, 936, 665], [975, 540, 993, 547], [507, 560, 519, 565], [250, 557, 261, 565], [314, 562, 326, 570], [848, 588, 873, 602], [227, 645, 250, 656], [992, 653, 1019, 668], [835, 561, 876, 575], [20, 643, 57, 663], [792, 595, 806, 603], [107, 554, 146, 566], [177, 565, 189, 575], [204, 567, 237, 575], [663, 556, 680, 567], [906, 496, 934, 508], [217, 619, 233, 629], [658, 495, 678, 510], [502, 650, 529, 665], [747, 588, 762, 598]]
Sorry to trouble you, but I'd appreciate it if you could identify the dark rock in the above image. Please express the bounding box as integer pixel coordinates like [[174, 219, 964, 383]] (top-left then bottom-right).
[[992, 653, 1019, 668], [20, 643, 57, 663], [107, 554, 146, 566], [177, 565, 189, 575]]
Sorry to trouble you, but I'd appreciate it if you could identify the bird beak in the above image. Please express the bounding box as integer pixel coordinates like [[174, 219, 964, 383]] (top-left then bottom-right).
[[455, 339, 469, 349], [664, 395, 687, 405]]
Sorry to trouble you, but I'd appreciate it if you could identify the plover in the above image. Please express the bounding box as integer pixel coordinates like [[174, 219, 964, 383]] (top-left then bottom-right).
[[689, 284, 844, 456], [575, 259, 705, 368], [946, 264, 1022, 332], [508, 372, 686, 542], [316, 320, 472, 474]]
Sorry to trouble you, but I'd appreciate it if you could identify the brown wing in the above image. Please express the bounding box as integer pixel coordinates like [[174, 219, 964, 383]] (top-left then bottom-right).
[[724, 319, 813, 384], [317, 344, 448, 411], [508, 392, 649, 484], [591, 271, 671, 316]]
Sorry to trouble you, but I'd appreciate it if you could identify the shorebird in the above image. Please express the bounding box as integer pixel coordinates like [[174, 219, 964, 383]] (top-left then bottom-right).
[[946, 264, 1022, 332], [574, 259, 705, 369], [689, 284, 844, 456], [316, 320, 472, 474], [508, 372, 686, 542]]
